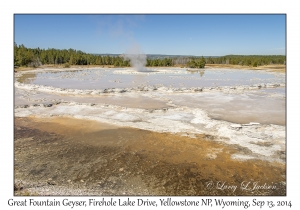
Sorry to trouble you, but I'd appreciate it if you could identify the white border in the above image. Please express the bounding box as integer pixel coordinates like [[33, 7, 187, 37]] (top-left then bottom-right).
[[1, 0, 299, 209]]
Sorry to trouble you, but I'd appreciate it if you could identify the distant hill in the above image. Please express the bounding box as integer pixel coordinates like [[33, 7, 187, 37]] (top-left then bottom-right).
[[92, 53, 121, 57], [92, 53, 220, 59]]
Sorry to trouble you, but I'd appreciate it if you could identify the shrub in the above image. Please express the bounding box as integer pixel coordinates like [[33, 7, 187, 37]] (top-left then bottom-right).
[[64, 63, 70, 68]]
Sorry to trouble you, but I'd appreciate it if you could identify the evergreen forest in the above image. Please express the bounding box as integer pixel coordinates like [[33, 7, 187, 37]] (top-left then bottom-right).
[[14, 43, 286, 69]]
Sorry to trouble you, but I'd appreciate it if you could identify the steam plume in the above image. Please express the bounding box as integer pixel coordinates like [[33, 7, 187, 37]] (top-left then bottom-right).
[[124, 43, 148, 72]]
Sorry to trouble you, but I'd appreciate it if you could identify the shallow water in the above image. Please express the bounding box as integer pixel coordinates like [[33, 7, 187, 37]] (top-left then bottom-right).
[[162, 88, 286, 125], [18, 68, 285, 90], [14, 88, 170, 109], [15, 68, 286, 126], [15, 67, 286, 163]]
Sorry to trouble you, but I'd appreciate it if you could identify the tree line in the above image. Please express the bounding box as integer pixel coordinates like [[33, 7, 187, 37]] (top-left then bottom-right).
[[205, 55, 286, 67], [14, 43, 174, 68], [14, 43, 285, 69]]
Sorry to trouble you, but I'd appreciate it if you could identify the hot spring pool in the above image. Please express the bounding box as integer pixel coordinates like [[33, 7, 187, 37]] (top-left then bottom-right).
[[17, 67, 285, 90]]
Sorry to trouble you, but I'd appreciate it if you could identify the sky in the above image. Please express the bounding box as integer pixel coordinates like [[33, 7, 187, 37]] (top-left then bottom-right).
[[14, 14, 286, 56]]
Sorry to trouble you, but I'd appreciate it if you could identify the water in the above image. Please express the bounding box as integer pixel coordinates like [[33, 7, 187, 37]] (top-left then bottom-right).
[[15, 68, 286, 126], [15, 67, 286, 162], [162, 89, 286, 125], [18, 68, 285, 90]]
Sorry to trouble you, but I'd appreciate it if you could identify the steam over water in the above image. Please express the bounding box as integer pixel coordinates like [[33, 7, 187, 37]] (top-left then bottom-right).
[[124, 43, 148, 72]]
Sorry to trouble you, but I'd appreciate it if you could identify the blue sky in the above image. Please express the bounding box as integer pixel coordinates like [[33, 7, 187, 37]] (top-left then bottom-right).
[[14, 14, 286, 56]]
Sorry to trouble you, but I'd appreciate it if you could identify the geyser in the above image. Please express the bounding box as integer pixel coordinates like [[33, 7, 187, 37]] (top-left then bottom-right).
[[124, 43, 149, 72]]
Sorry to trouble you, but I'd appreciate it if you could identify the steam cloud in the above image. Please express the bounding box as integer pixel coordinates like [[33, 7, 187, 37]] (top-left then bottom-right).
[[124, 43, 148, 72]]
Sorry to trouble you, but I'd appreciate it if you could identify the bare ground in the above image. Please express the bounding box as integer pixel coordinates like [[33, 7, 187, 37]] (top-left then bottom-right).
[[14, 64, 286, 73], [205, 64, 286, 73], [14, 116, 286, 196]]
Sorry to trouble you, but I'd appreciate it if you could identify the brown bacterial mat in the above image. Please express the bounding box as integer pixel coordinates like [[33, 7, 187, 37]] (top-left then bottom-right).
[[14, 117, 286, 196]]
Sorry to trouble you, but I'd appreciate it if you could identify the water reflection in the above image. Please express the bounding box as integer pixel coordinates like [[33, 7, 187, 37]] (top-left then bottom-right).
[[187, 69, 205, 77], [17, 73, 37, 84]]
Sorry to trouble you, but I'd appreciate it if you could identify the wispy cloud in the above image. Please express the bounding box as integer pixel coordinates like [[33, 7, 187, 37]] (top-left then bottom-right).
[[95, 15, 145, 40]]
